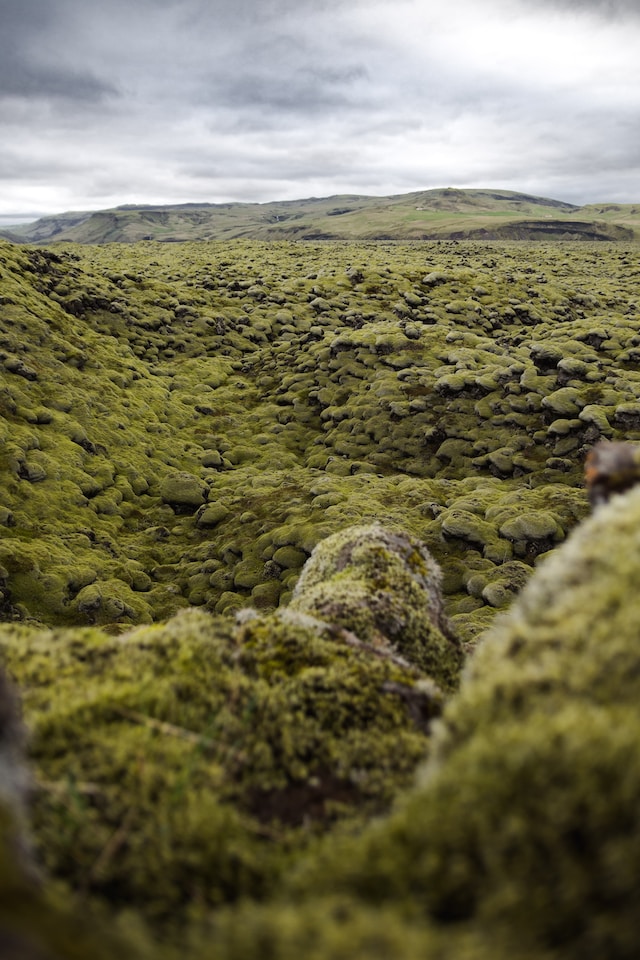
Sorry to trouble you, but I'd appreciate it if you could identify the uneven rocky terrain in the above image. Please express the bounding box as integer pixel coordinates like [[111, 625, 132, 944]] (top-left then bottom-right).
[[1, 236, 640, 958], [4, 237, 640, 641]]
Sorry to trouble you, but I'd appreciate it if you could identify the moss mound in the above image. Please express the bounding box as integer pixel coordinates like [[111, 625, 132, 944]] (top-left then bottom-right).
[[5, 491, 640, 955], [290, 523, 463, 689], [0, 522, 460, 930], [201, 897, 549, 960], [292, 483, 640, 958], [0, 666, 138, 960]]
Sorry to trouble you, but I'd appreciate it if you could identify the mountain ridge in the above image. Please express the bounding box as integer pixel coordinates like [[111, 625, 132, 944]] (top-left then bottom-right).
[[1, 187, 638, 244]]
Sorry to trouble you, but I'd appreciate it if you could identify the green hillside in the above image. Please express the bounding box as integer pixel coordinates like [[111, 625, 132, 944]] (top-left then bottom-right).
[[3, 187, 639, 243], [2, 235, 640, 958]]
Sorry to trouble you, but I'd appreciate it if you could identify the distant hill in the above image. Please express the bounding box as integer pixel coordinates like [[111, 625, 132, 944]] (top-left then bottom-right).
[[2, 188, 638, 244]]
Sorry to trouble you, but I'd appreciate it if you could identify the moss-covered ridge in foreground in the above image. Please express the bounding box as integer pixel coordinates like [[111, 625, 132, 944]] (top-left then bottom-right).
[[286, 483, 640, 959], [0, 524, 457, 932], [5, 488, 640, 957]]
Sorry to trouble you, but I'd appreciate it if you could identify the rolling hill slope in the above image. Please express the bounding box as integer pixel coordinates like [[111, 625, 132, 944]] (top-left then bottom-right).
[[2, 188, 638, 243]]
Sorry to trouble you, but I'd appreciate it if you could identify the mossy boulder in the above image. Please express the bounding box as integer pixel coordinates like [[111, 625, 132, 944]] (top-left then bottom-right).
[[195, 502, 230, 528], [541, 386, 584, 417], [440, 508, 496, 548], [72, 578, 152, 626], [271, 545, 308, 569], [498, 510, 564, 544], [159, 472, 208, 510], [289, 523, 464, 691], [299, 483, 640, 958], [1, 523, 454, 928], [0, 666, 133, 960]]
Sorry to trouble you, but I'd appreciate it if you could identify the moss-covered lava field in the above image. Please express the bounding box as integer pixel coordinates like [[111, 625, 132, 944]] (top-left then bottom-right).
[[2, 237, 640, 640], [2, 236, 640, 959]]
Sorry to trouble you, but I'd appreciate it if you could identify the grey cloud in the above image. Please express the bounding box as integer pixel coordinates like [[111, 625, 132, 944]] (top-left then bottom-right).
[[0, 0, 54, 35], [0, 0, 117, 102], [0, 151, 70, 179], [204, 63, 369, 118], [182, 0, 367, 27], [0, 0, 639, 213], [0, 0, 366, 113], [518, 0, 640, 16], [0, 63, 116, 102], [179, 13, 373, 124]]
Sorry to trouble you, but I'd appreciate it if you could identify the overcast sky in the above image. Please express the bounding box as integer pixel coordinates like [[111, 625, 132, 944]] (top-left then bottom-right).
[[1, 0, 639, 220]]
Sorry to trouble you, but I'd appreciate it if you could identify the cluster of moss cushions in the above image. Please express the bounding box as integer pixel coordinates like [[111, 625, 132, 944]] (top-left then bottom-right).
[[2, 238, 640, 643], [285, 486, 640, 959], [0, 524, 459, 952], [3, 487, 640, 957], [2, 234, 640, 957]]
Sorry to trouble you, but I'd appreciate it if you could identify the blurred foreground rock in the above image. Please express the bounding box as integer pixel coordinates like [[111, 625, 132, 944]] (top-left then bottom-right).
[[282, 485, 640, 958], [0, 524, 455, 954], [4, 498, 640, 956], [0, 666, 132, 959]]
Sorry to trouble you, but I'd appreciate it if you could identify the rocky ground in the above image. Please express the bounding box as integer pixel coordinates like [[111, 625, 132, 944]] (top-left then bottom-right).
[[1, 237, 640, 958], [2, 239, 639, 641]]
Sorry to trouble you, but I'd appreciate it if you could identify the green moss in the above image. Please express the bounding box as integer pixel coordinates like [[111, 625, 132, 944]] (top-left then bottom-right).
[[0, 581, 445, 928], [272, 545, 308, 569], [159, 473, 208, 509], [4, 235, 640, 953], [0, 663, 146, 960], [579, 403, 613, 435], [72, 579, 153, 626], [200, 896, 550, 960], [439, 509, 496, 548], [541, 386, 584, 416], [251, 580, 282, 610], [294, 483, 640, 958], [289, 524, 464, 691], [232, 558, 264, 590], [498, 511, 564, 543], [480, 578, 521, 608]]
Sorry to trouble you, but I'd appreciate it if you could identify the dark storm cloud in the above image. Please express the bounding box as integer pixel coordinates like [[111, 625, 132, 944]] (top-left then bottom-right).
[[162, 3, 373, 120], [0, 59, 115, 102], [202, 62, 370, 119], [0, 0, 117, 101]]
